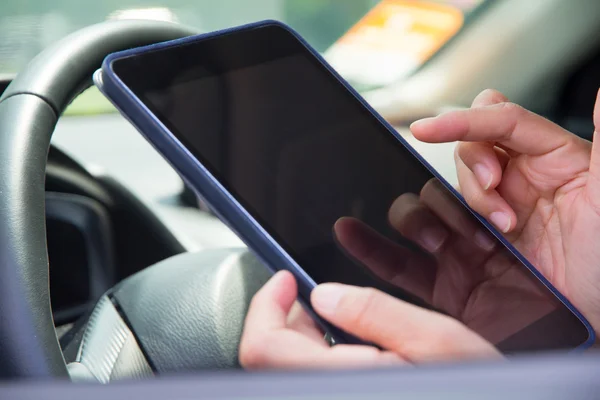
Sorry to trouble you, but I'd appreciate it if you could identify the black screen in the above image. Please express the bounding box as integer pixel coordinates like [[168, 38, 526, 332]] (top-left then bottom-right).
[[113, 23, 590, 353]]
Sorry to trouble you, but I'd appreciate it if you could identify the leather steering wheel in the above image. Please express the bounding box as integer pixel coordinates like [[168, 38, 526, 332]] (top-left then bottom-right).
[[0, 20, 270, 380]]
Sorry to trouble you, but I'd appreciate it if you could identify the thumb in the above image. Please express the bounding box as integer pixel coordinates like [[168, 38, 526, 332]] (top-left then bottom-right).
[[311, 284, 500, 362]]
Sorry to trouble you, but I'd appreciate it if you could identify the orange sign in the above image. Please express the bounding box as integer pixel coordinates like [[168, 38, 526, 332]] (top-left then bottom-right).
[[325, 0, 465, 87]]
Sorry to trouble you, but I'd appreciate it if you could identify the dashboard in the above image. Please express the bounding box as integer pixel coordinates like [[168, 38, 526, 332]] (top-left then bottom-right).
[[45, 145, 186, 326]]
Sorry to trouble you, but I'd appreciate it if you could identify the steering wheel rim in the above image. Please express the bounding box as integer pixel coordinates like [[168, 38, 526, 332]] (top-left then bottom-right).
[[0, 20, 197, 379]]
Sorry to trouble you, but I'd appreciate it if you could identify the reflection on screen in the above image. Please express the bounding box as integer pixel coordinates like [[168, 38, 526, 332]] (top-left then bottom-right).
[[116, 27, 589, 352]]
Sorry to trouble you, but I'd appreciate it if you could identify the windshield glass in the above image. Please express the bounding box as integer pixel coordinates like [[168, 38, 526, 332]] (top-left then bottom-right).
[[0, 0, 488, 114]]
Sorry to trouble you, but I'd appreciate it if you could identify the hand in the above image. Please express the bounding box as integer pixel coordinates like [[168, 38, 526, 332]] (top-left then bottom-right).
[[239, 269, 500, 370], [239, 87, 600, 370], [410, 88, 600, 333]]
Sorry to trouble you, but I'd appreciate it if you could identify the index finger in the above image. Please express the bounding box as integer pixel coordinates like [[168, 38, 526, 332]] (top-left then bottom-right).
[[410, 102, 573, 156]]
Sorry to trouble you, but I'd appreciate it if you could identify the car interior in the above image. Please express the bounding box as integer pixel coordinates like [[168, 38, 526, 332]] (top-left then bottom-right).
[[2, 0, 600, 396]]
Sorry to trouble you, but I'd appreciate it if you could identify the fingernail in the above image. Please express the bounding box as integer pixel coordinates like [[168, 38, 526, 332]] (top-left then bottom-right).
[[312, 284, 345, 317], [472, 163, 493, 190], [489, 212, 511, 233], [419, 227, 448, 253], [410, 117, 435, 130], [271, 270, 290, 284], [474, 230, 496, 251]]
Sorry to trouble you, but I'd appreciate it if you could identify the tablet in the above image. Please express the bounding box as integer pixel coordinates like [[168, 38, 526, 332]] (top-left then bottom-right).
[[95, 20, 595, 353]]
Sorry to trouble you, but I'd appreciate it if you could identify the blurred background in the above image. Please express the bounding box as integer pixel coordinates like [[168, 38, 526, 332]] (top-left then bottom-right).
[[0, 0, 484, 115]]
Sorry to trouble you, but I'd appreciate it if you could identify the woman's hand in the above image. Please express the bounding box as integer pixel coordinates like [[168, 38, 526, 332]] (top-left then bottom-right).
[[410, 89, 600, 333], [239, 269, 500, 370]]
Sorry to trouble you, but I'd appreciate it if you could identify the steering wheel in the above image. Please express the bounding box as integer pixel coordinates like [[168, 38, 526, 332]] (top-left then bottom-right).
[[0, 20, 271, 381]]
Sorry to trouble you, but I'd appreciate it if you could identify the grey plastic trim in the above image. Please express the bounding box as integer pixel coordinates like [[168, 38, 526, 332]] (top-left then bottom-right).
[[76, 296, 153, 383], [4, 352, 600, 399], [45, 192, 116, 304]]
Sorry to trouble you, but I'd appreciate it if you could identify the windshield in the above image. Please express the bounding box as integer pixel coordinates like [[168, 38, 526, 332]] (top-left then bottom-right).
[[0, 0, 488, 114]]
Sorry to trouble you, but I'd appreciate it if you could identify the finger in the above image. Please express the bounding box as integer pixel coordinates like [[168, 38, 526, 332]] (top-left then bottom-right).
[[387, 193, 450, 253], [324, 345, 406, 369], [418, 179, 498, 250], [462, 89, 511, 195], [493, 147, 511, 171], [456, 142, 509, 191], [241, 329, 406, 370], [311, 284, 501, 363], [243, 270, 297, 332], [334, 217, 435, 301], [287, 302, 326, 343], [455, 156, 517, 233], [471, 88, 509, 108], [410, 102, 573, 156]]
